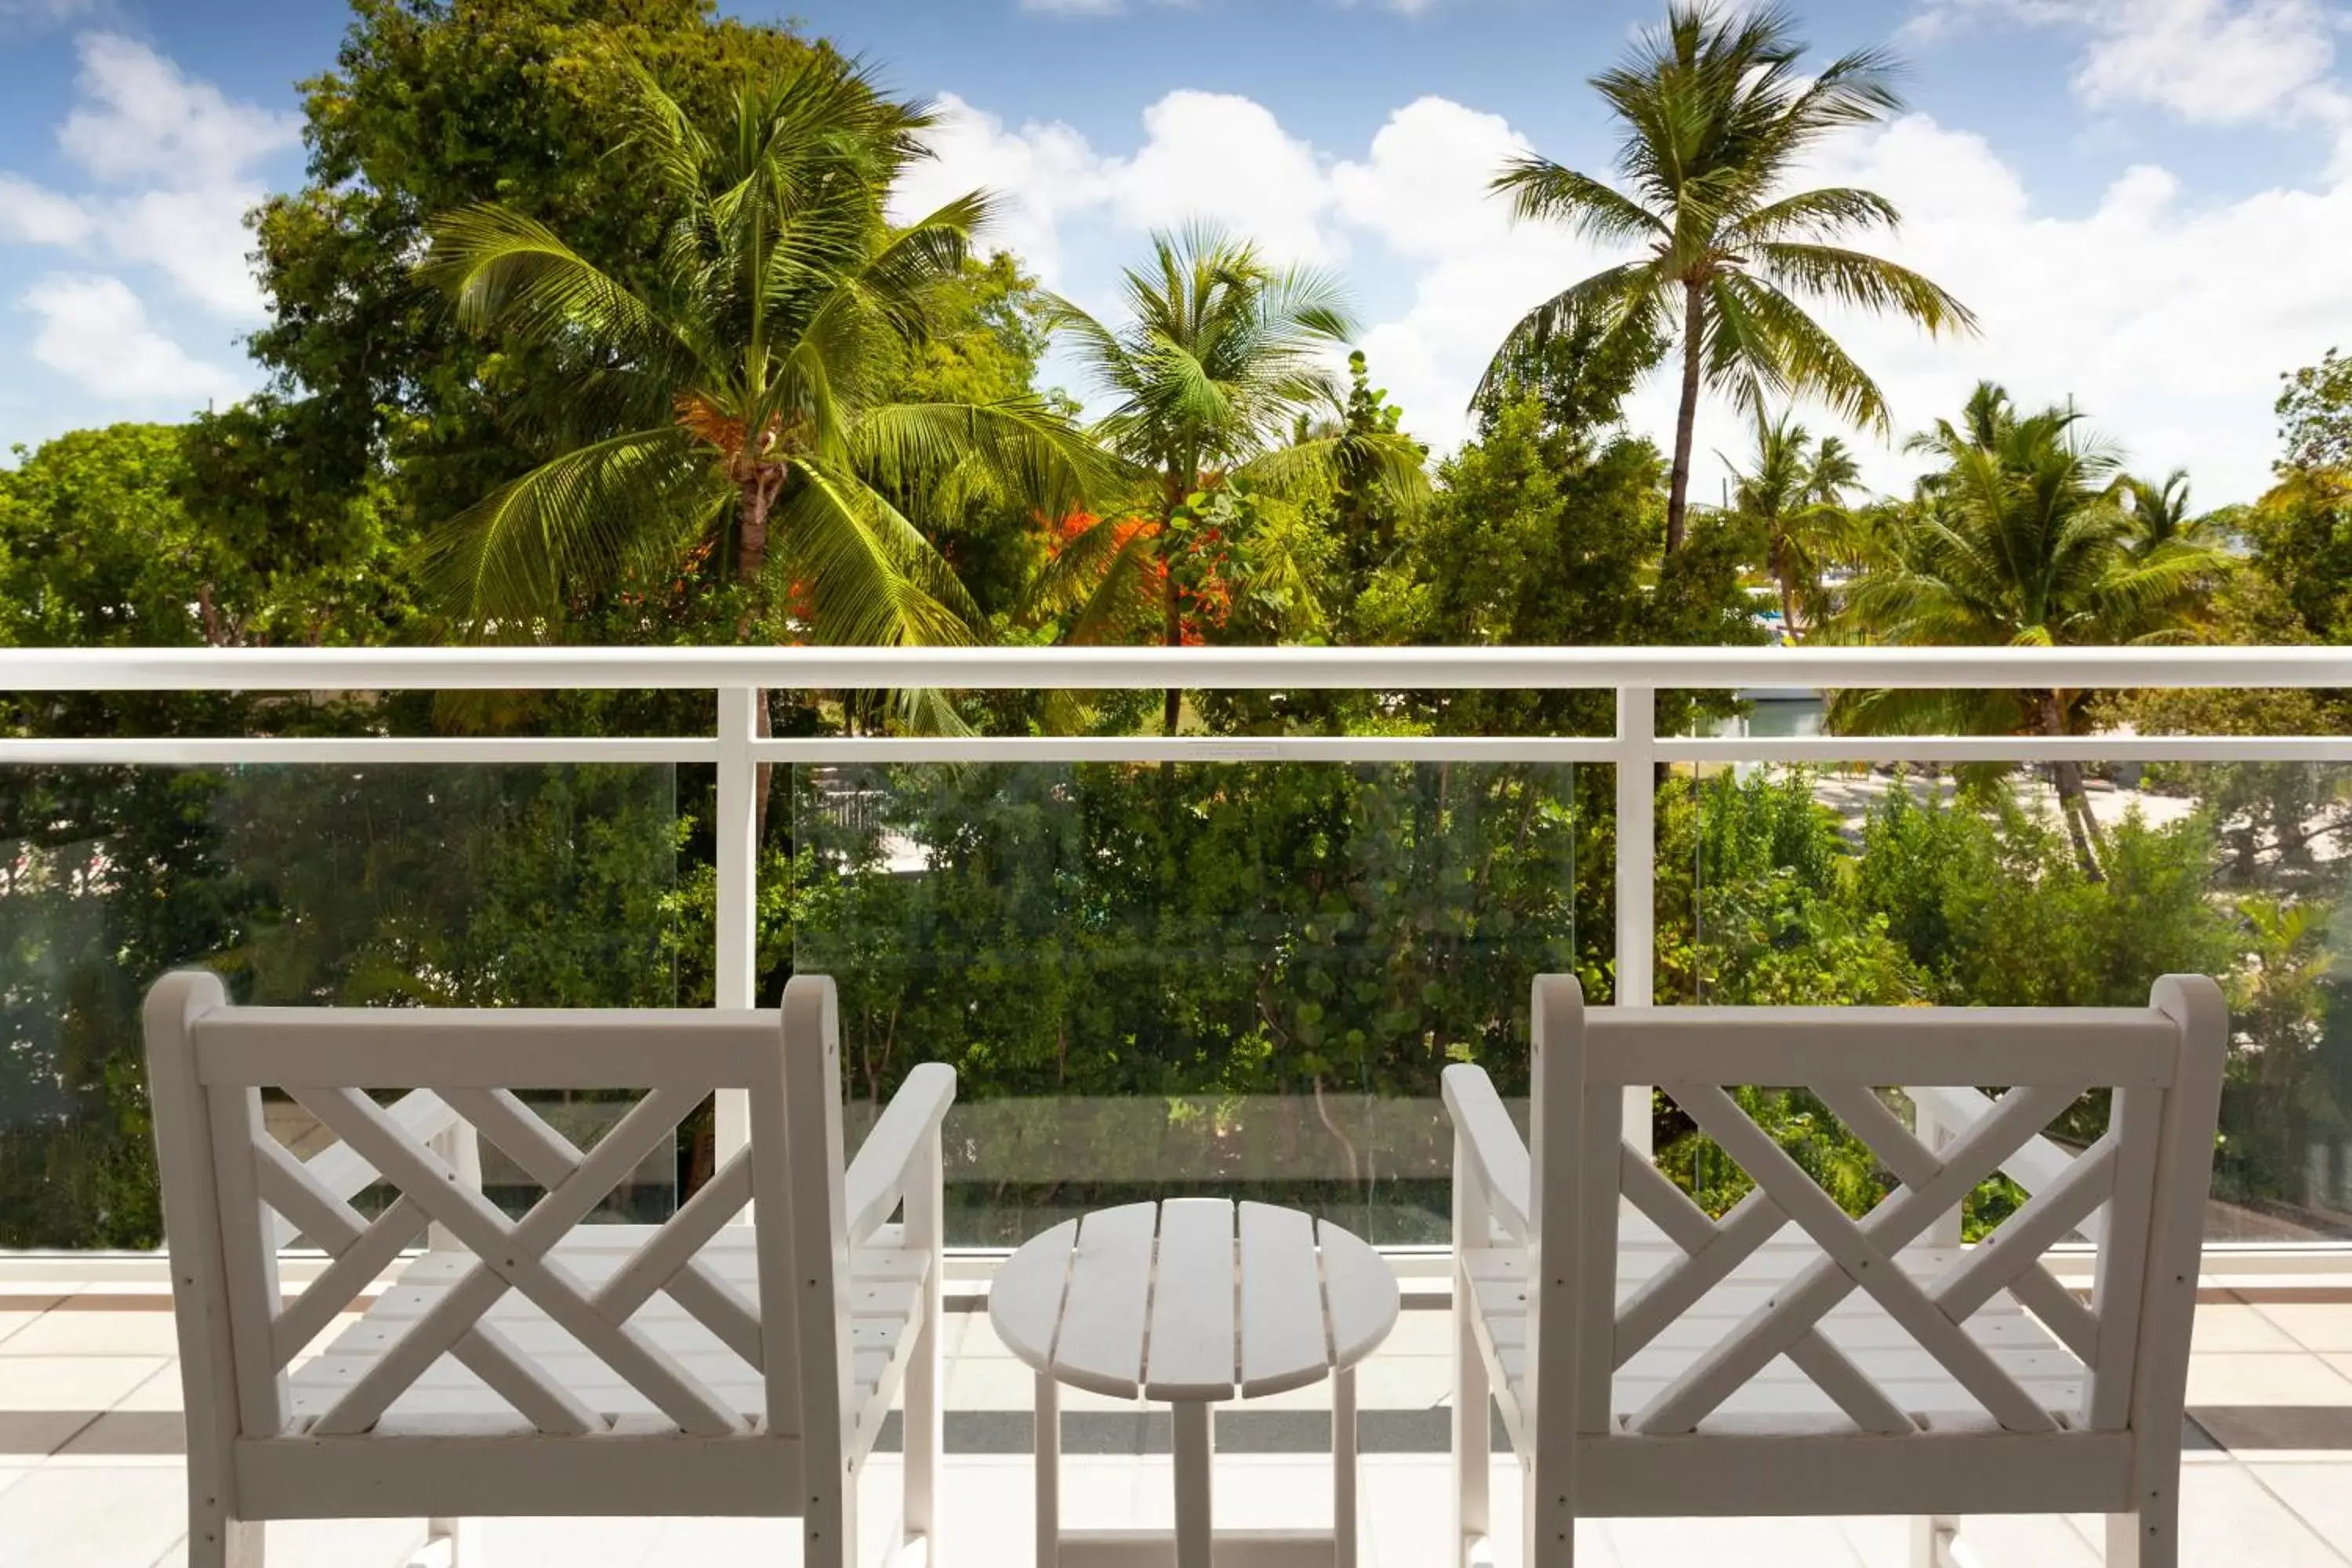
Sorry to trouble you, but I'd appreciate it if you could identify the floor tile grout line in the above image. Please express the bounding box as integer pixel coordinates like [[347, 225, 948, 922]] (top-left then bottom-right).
[[2237, 1457, 2352, 1568], [2243, 1298, 2352, 1359]]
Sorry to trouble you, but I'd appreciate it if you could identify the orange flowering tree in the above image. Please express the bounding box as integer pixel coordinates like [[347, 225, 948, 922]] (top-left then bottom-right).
[[1033, 226, 1428, 731]]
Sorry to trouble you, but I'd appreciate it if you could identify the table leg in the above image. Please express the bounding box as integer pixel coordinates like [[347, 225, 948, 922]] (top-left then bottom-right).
[[1335, 1365, 1359, 1568], [1173, 1400, 1213, 1568], [1036, 1371, 1060, 1568]]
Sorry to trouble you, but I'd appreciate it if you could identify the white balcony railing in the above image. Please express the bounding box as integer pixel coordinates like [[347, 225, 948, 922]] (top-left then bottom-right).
[[9, 643, 2352, 1164]]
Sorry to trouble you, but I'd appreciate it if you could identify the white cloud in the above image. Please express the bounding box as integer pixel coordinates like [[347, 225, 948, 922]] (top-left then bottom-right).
[[1778, 109, 2352, 501], [0, 34, 299, 318], [59, 31, 299, 183], [1918, 0, 2352, 140], [895, 95, 1107, 281], [19, 272, 242, 401], [909, 80, 2352, 504], [1105, 92, 1335, 263], [906, 86, 1339, 280], [1019, 0, 1126, 13], [0, 173, 96, 243], [1330, 96, 1525, 257]]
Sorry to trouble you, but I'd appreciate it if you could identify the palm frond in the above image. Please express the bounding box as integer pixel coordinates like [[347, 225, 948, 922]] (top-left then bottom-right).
[[1752, 241, 1976, 336], [1474, 261, 1664, 408], [851, 397, 1126, 517], [421, 205, 696, 372], [1712, 273, 1892, 433], [1490, 156, 1668, 246], [775, 456, 982, 647], [417, 426, 720, 630], [1727, 185, 1901, 244]]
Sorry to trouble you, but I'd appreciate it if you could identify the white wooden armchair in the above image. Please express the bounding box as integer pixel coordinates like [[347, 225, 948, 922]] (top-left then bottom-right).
[[144, 971, 951, 1568], [1443, 973, 2227, 1567]]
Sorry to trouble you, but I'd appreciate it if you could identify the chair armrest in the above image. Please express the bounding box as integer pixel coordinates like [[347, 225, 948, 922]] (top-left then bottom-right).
[[1906, 1083, 2104, 1246], [1442, 1064, 1530, 1243], [844, 1062, 957, 1247]]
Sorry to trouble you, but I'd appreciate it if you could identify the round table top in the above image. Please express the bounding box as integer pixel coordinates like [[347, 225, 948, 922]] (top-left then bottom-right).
[[989, 1199, 1400, 1404]]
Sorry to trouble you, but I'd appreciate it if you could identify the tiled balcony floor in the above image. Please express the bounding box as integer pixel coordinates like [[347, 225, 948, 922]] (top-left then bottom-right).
[[4, 1277, 2350, 1566]]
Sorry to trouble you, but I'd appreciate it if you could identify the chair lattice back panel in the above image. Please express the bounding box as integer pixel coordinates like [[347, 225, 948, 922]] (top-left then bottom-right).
[[186, 1005, 814, 1444], [1534, 987, 2205, 1444], [1610, 1080, 2140, 1437]]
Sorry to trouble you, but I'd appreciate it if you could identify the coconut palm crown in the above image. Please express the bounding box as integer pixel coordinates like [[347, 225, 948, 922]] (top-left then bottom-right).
[[1486, 1, 1976, 554], [416, 53, 1105, 656]]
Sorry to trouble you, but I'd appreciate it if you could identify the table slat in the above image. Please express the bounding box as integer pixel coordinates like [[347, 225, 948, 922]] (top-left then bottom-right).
[[1052, 1203, 1158, 1398], [1319, 1219, 1399, 1370], [1145, 1200, 1237, 1400], [1237, 1202, 1327, 1397], [989, 1217, 1077, 1370]]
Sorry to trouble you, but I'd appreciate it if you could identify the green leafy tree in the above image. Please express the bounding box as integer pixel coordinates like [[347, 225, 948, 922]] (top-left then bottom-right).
[[1487, 0, 1973, 553], [1036, 226, 1428, 731], [2277, 346, 2352, 473], [220, 1, 822, 543]]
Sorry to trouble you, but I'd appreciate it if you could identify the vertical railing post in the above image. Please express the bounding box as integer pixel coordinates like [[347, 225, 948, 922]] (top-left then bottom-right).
[[716, 685, 758, 1167], [1614, 684, 1656, 1158]]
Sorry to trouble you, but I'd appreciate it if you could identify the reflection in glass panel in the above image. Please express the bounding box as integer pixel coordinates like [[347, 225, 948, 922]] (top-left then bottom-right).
[[0, 764, 680, 1247], [793, 760, 1582, 1245], [1675, 754, 2352, 1241]]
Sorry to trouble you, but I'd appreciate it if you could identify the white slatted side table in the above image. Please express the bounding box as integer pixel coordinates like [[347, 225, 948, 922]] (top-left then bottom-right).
[[991, 1199, 1401, 1568]]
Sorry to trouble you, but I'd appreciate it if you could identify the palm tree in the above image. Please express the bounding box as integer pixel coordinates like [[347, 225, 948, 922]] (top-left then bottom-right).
[[1040, 225, 1428, 731], [417, 53, 1103, 768], [1833, 393, 2226, 877], [1486, 1, 1976, 553], [1723, 408, 1861, 640], [2118, 468, 2214, 560]]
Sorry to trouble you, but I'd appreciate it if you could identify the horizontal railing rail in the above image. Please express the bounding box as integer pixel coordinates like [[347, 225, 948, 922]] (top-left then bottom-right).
[[5, 643, 2351, 690], [7, 643, 2350, 1165]]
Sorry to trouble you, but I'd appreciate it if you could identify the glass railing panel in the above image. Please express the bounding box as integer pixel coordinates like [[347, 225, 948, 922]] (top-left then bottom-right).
[[0, 762, 682, 1247], [1677, 753, 2352, 1242], [793, 759, 1584, 1246]]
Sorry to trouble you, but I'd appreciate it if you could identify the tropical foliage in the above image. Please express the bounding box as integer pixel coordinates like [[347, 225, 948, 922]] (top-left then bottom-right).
[[1487, 0, 1974, 552], [418, 53, 1101, 666], [5, 0, 2352, 1250], [1033, 226, 1428, 729]]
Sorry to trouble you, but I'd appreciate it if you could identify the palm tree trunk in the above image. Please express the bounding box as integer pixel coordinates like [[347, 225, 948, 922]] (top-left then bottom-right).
[[2041, 691, 2104, 883], [1665, 281, 1706, 555], [738, 475, 782, 850], [1775, 561, 1800, 644], [1160, 514, 1184, 737]]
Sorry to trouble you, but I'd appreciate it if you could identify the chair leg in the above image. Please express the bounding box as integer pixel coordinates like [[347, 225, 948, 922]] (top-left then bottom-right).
[[1452, 1287, 1490, 1566], [808, 1461, 858, 1568], [186, 1501, 262, 1568], [1912, 1514, 1958, 1567], [413, 1518, 480, 1566], [1522, 1456, 1572, 1568], [905, 1287, 941, 1552], [2107, 1495, 2178, 1568]]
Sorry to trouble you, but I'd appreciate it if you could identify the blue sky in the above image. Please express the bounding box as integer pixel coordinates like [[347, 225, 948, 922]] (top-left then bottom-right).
[[4, 0, 2350, 503]]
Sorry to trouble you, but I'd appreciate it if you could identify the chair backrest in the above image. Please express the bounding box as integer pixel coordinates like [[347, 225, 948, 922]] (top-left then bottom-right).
[[142, 968, 853, 1446], [1516, 972, 2227, 1443]]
